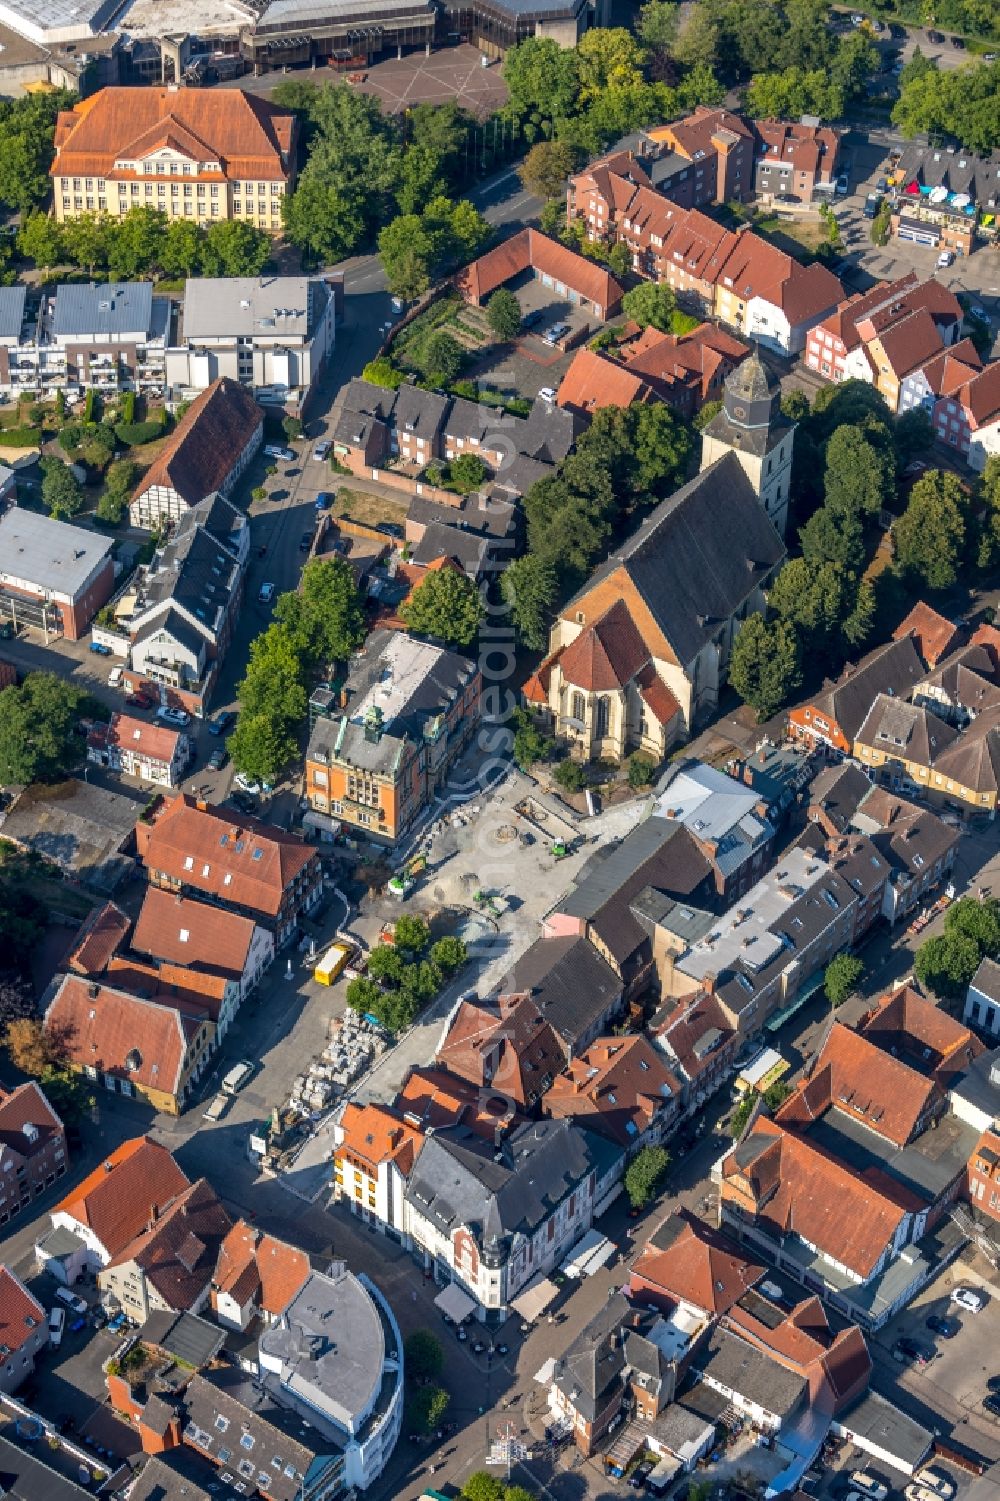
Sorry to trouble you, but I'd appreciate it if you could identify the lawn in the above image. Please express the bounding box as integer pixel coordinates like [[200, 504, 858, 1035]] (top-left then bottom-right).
[[753, 213, 828, 258], [334, 487, 408, 529]]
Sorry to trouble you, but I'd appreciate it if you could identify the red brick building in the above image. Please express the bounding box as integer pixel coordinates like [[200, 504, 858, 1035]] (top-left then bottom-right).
[[0, 509, 114, 640]]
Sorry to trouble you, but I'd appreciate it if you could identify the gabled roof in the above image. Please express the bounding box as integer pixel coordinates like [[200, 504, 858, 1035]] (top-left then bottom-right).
[[105, 1178, 232, 1313], [893, 601, 963, 667], [135, 794, 316, 919], [337, 1102, 424, 1176], [859, 982, 981, 1085], [957, 360, 1000, 428], [100, 712, 183, 767], [854, 693, 959, 767], [45, 975, 209, 1100], [212, 1221, 310, 1318], [561, 451, 785, 669], [557, 600, 652, 692], [555, 347, 652, 416], [435, 993, 569, 1110], [51, 1136, 190, 1260], [497, 935, 624, 1050], [653, 988, 736, 1082], [776, 1021, 939, 1148], [802, 635, 926, 743], [132, 378, 262, 511], [67, 901, 130, 976], [132, 886, 258, 979], [52, 87, 294, 182], [457, 228, 624, 310], [542, 1035, 680, 1147], [631, 1208, 763, 1315], [930, 710, 1000, 793], [0, 1082, 64, 1161], [0, 1266, 45, 1357]]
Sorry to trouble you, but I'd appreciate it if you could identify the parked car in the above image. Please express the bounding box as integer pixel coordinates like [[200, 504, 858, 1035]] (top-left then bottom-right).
[[315, 492, 332, 511], [984, 1394, 1000, 1418], [208, 747, 228, 771], [536, 386, 556, 404], [314, 440, 332, 460], [950, 34, 964, 46], [951, 1286, 985, 1312], [630, 1462, 655, 1489], [966, 302, 990, 324], [876, 176, 889, 192], [927, 28, 944, 41], [125, 692, 152, 710], [55, 1288, 88, 1317], [891, 1337, 932, 1366], [300, 531, 313, 551], [543, 321, 571, 345], [89, 640, 112, 656], [914, 1468, 956, 1500], [925, 1314, 959, 1337], [264, 444, 295, 462], [228, 791, 256, 814], [849, 1474, 888, 1501], [456, 1325, 467, 1341], [375, 521, 403, 539], [257, 581, 276, 604], [233, 772, 262, 794], [521, 308, 544, 330], [208, 710, 236, 737], [48, 1307, 65, 1348], [937, 250, 955, 268], [156, 706, 191, 728], [906, 1488, 941, 1501], [835, 173, 850, 195]]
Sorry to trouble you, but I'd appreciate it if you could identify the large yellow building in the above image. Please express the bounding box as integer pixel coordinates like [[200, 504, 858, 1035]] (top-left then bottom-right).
[[50, 86, 296, 231]]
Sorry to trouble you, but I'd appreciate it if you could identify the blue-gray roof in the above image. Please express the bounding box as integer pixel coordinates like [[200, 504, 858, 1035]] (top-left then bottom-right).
[[0, 286, 26, 341], [52, 281, 154, 338]]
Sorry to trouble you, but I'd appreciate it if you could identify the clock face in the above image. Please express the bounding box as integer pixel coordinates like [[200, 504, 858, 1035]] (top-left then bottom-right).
[[734, 404, 746, 418]]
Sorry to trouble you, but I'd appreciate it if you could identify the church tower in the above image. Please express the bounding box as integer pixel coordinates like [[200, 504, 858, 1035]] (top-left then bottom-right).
[[699, 352, 796, 538]]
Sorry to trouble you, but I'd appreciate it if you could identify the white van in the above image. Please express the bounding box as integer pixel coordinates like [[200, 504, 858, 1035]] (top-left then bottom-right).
[[203, 1092, 229, 1122], [55, 1287, 88, 1317], [48, 1307, 65, 1347], [850, 1473, 888, 1501], [108, 666, 123, 688], [221, 1060, 254, 1097]]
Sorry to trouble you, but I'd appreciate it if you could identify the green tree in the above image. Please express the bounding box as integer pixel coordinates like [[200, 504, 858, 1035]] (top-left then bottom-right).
[[511, 707, 555, 770], [59, 212, 110, 276], [624, 1144, 670, 1210], [282, 416, 303, 444], [672, 6, 720, 71], [202, 219, 270, 277], [799, 505, 866, 572], [768, 558, 873, 668], [824, 952, 864, 1008], [345, 976, 386, 1019], [0, 89, 75, 215], [379, 214, 435, 300], [978, 455, 1000, 570], [393, 913, 431, 955], [405, 1331, 444, 1385], [730, 615, 802, 721], [945, 896, 1000, 957], [410, 329, 464, 386], [638, 0, 678, 54], [462, 1475, 504, 1501], [632, 403, 694, 494], [283, 176, 367, 265], [400, 565, 484, 646], [449, 453, 488, 493], [915, 931, 983, 1001], [503, 37, 582, 125], [731, 1079, 790, 1138], [96, 457, 138, 525], [107, 206, 166, 279], [894, 408, 935, 472], [0, 672, 89, 785], [226, 711, 297, 785], [519, 140, 578, 199], [607, 241, 632, 279], [17, 212, 64, 272], [41, 458, 84, 520], [824, 424, 895, 520], [160, 217, 203, 278], [486, 287, 522, 342], [894, 470, 969, 591], [501, 555, 558, 651], [628, 753, 656, 788], [274, 558, 366, 669], [621, 280, 677, 332], [553, 758, 586, 793], [430, 935, 467, 975]]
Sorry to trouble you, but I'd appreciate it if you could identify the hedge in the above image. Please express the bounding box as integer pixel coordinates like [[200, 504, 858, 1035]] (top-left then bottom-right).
[[115, 420, 162, 446], [0, 426, 43, 447], [119, 391, 136, 425]]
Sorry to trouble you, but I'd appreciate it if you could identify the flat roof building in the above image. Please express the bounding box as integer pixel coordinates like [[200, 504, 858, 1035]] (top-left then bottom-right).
[[0, 509, 114, 639]]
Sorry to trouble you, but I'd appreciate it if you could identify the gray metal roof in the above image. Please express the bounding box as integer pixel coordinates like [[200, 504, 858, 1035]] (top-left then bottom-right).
[[141, 1308, 226, 1369], [0, 509, 112, 598], [257, 1268, 384, 1434], [52, 281, 154, 338], [182, 277, 324, 340], [0, 286, 26, 341], [837, 1388, 932, 1468]]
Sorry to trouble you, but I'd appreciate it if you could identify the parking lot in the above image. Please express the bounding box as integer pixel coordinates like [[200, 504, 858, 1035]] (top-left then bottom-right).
[[465, 275, 604, 403]]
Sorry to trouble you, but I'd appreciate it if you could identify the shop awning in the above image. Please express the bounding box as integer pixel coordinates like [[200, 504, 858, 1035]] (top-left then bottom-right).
[[766, 969, 827, 1034], [511, 1273, 559, 1322], [533, 1356, 557, 1386], [562, 1228, 615, 1278], [434, 1282, 476, 1323]]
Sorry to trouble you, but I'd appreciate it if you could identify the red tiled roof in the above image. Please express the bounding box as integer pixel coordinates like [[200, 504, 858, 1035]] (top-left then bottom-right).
[[523, 647, 563, 706], [630, 1208, 764, 1315], [104, 713, 182, 767], [654, 988, 735, 1081], [558, 600, 651, 692], [395, 1066, 520, 1140], [720, 1117, 910, 1279], [131, 887, 257, 980], [556, 348, 652, 416], [67, 901, 130, 976], [752, 118, 840, 180], [893, 601, 963, 668], [646, 106, 752, 156], [859, 982, 981, 1084], [971, 624, 1000, 671], [105, 954, 229, 1023], [45, 974, 209, 1101], [637, 663, 682, 727], [336, 1102, 424, 1175], [51, 1136, 190, 1260], [0, 1081, 64, 1160], [960, 361, 1000, 428], [136, 795, 316, 919], [457, 228, 624, 311], [919, 341, 981, 398], [622, 322, 748, 401], [776, 1021, 939, 1147], [133, 379, 263, 511], [869, 307, 947, 380], [105, 1178, 232, 1312], [542, 1034, 680, 1147], [52, 87, 294, 184], [213, 1221, 310, 1318], [435, 994, 566, 1111], [0, 1267, 45, 1357]]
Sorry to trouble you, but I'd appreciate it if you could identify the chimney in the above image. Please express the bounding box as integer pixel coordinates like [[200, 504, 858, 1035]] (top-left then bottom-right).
[[87, 982, 100, 999], [196, 799, 208, 812], [702, 972, 717, 996]]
